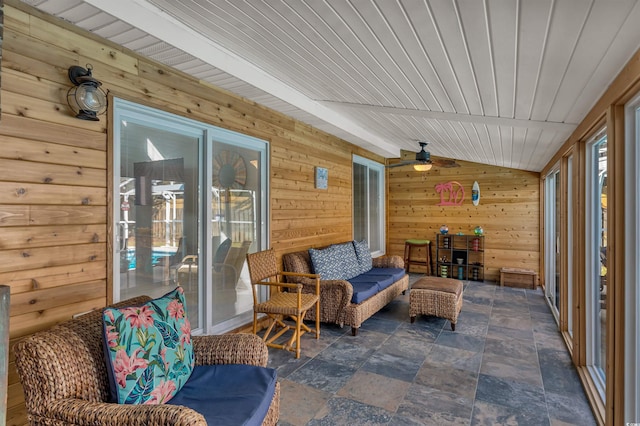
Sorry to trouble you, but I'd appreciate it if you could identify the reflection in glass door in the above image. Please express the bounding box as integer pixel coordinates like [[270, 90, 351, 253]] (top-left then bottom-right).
[[210, 139, 265, 328], [113, 100, 202, 330]]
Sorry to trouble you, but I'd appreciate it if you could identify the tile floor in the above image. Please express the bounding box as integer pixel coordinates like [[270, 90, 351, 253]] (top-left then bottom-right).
[[266, 274, 597, 425]]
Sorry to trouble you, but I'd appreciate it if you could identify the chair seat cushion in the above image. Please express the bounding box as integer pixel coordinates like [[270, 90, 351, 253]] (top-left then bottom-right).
[[168, 364, 277, 426]]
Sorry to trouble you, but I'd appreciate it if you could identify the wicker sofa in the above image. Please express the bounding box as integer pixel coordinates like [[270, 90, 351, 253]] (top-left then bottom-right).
[[283, 241, 409, 335], [14, 295, 279, 426]]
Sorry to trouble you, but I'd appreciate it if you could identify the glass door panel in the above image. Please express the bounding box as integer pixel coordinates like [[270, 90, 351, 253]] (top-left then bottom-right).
[[114, 101, 202, 330], [210, 138, 266, 330]]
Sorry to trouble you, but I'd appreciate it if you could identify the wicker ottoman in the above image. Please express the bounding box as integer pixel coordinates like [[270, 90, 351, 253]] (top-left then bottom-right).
[[409, 276, 464, 331]]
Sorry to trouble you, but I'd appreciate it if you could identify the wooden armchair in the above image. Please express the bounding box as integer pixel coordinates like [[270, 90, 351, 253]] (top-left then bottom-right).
[[14, 296, 279, 425], [246, 249, 320, 359]]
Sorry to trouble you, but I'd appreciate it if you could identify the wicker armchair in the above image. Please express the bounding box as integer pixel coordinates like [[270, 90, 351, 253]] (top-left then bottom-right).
[[14, 296, 279, 426], [246, 249, 320, 359]]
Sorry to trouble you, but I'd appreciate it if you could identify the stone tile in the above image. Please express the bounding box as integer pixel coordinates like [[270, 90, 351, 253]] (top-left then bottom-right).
[[339, 328, 391, 350], [538, 348, 585, 396], [358, 316, 402, 334], [371, 298, 411, 323], [267, 349, 312, 379], [308, 397, 393, 425], [336, 370, 410, 412], [475, 374, 546, 411], [395, 321, 441, 343], [462, 299, 493, 315], [286, 358, 357, 393], [486, 324, 534, 342], [436, 330, 485, 352], [480, 351, 543, 387], [361, 348, 423, 383], [415, 363, 478, 399], [546, 391, 597, 426], [483, 336, 538, 362], [464, 294, 494, 307], [278, 379, 331, 426], [424, 344, 483, 374], [270, 270, 597, 426], [488, 312, 533, 331], [315, 338, 378, 370], [378, 334, 433, 361], [470, 400, 551, 426], [396, 383, 473, 425]]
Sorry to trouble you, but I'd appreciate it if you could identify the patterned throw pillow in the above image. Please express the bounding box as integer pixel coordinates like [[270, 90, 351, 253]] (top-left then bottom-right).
[[331, 242, 361, 280], [309, 246, 344, 280], [353, 240, 373, 274], [102, 287, 194, 404]]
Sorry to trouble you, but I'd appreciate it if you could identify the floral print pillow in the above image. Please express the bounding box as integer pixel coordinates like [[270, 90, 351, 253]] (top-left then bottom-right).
[[102, 287, 194, 404]]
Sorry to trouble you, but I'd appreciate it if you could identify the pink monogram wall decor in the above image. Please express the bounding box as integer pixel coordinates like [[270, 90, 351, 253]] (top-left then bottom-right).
[[435, 181, 465, 206]]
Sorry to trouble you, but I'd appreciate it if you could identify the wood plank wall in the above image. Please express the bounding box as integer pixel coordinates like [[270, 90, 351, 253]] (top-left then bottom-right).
[[0, 3, 381, 424], [387, 159, 540, 282]]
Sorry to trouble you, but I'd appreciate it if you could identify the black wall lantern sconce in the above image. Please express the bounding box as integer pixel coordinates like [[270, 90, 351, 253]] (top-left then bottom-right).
[[67, 64, 107, 121]]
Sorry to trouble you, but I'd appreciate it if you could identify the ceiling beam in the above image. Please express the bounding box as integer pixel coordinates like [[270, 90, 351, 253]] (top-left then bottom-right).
[[84, 0, 401, 157], [321, 101, 578, 133]]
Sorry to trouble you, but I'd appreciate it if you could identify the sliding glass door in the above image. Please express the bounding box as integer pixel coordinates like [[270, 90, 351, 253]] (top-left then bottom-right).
[[353, 155, 385, 256], [113, 98, 268, 334], [585, 128, 607, 399]]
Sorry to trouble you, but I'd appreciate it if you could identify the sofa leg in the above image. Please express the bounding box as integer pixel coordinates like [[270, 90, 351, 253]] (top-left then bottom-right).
[[451, 322, 456, 331], [351, 327, 358, 336], [410, 316, 415, 323], [402, 290, 406, 295]]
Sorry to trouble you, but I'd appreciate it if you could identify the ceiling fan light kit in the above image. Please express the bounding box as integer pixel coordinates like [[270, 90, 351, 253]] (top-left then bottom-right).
[[413, 163, 432, 172]]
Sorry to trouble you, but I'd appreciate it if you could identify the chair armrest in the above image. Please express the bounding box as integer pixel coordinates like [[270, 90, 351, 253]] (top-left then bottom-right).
[[192, 334, 269, 367], [281, 271, 320, 279], [181, 255, 198, 264], [373, 255, 404, 269], [298, 278, 353, 324], [42, 398, 206, 425]]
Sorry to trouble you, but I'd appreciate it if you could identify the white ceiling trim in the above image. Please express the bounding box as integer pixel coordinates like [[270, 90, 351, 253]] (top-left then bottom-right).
[[320, 101, 577, 133], [84, 0, 401, 157]]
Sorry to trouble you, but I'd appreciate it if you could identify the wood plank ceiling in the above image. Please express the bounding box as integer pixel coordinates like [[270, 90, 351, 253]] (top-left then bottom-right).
[[21, 0, 640, 171]]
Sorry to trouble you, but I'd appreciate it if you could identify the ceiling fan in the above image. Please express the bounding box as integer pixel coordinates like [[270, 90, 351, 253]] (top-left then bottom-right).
[[387, 142, 460, 170]]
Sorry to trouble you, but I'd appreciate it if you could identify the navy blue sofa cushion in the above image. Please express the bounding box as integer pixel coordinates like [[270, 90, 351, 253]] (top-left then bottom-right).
[[347, 267, 407, 302], [168, 364, 277, 426], [349, 281, 381, 304], [361, 267, 406, 283]]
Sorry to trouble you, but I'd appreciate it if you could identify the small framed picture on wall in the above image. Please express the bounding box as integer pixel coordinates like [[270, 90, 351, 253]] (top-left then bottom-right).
[[315, 166, 328, 189]]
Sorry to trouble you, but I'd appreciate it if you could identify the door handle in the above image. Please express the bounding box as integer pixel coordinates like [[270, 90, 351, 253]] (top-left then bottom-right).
[[118, 223, 127, 252]]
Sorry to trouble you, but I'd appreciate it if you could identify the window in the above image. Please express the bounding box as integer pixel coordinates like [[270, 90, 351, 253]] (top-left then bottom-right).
[[544, 167, 561, 319], [585, 127, 607, 399], [567, 155, 574, 338], [353, 155, 385, 257], [112, 98, 268, 335], [625, 93, 640, 423]]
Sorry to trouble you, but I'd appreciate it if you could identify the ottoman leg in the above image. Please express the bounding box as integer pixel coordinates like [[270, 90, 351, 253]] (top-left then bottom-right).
[[410, 316, 416, 323], [451, 322, 456, 331]]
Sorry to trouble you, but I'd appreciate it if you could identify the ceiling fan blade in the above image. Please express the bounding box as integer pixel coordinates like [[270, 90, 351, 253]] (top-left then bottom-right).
[[386, 160, 419, 168], [432, 158, 460, 168]]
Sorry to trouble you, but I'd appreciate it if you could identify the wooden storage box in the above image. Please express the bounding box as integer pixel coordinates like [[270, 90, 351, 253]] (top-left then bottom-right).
[[500, 267, 537, 289]]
